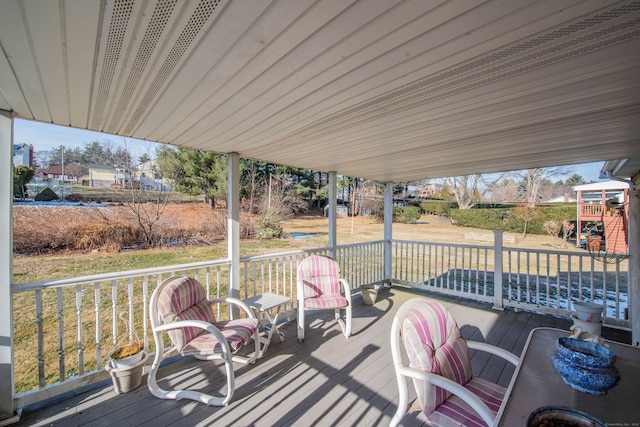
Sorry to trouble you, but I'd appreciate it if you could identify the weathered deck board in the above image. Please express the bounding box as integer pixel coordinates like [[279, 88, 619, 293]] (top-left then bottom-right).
[[15, 287, 628, 427]]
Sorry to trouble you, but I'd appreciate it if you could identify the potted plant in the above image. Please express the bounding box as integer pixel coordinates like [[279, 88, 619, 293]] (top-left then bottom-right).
[[361, 284, 381, 305], [105, 313, 147, 393], [109, 341, 144, 369]]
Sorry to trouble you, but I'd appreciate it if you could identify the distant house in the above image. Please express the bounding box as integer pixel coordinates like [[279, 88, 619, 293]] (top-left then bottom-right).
[[420, 183, 441, 198], [324, 203, 350, 217], [138, 160, 172, 191], [88, 166, 118, 188], [13, 143, 33, 167], [34, 164, 81, 184], [545, 194, 577, 203]]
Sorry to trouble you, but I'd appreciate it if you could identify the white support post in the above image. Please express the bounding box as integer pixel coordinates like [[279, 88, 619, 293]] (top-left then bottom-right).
[[0, 110, 16, 421], [493, 230, 504, 310], [493, 229, 504, 310], [629, 186, 640, 346], [228, 153, 240, 318], [384, 183, 393, 285], [328, 171, 337, 258]]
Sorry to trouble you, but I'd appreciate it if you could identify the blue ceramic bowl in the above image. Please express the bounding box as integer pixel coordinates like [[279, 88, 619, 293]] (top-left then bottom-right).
[[552, 351, 619, 395], [556, 337, 615, 369]]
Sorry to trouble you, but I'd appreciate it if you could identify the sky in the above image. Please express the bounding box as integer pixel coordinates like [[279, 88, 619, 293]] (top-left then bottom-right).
[[14, 118, 605, 182], [14, 118, 156, 161]]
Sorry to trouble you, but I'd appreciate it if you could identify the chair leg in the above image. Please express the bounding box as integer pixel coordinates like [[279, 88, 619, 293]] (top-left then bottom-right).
[[334, 307, 351, 338], [148, 332, 235, 406], [345, 304, 352, 338], [390, 370, 409, 427], [297, 305, 305, 342]]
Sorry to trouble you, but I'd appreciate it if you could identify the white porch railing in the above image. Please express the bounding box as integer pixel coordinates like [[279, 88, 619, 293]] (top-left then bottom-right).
[[11, 238, 628, 408], [392, 240, 494, 304], [502, 247, 629, 328], [391, 240, 629, 329]]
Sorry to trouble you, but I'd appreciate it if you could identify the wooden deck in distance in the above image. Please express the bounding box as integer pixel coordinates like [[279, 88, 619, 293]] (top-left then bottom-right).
[[15, 287, 629, 427]]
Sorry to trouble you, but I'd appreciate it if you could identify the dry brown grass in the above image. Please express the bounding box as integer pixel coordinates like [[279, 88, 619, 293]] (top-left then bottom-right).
[[13, 203, 229, 254], [282, 212, 574, 251]]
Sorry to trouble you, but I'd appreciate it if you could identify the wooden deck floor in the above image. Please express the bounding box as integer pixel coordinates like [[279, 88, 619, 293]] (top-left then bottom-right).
[[15, 287, 629, 427]]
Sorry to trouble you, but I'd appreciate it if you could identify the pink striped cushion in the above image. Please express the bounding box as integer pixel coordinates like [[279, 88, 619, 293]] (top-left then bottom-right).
[[400, 299, 473, 415], [304, 295, 348, 310], [298, 255, 342, 299], [428, 377, 506, 427], [181, 318, 259, 355], [157, 277, 217, 352]]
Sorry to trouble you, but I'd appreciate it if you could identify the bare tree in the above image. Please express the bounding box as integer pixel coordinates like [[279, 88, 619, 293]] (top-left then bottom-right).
[[485, 178, 518, 202], [442, 173, 507, 209], [109, 138, 172, 246], [518, 167, 572, 207], [514, 203, 539, 238], [255, 177, 307, 239]]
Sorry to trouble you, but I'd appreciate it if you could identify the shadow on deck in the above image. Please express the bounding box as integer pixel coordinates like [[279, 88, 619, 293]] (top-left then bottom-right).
[[15, 287, 629, 427]]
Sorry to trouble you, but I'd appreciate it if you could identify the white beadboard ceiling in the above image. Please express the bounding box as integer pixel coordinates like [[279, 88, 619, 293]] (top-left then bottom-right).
[[1, 0, 640, 181]]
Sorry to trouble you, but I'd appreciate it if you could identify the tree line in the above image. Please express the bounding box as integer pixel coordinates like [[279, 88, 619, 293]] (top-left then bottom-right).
[[27, 139, 590, 214]]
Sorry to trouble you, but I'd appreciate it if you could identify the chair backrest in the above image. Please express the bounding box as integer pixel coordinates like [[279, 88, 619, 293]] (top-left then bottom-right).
[[395, 298, 473, 415], [155, 276, 217, 352], [297, 255, 341, 299]]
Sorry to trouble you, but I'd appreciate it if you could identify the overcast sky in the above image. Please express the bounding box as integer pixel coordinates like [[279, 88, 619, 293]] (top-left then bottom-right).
[[14, 118, 604, 182]]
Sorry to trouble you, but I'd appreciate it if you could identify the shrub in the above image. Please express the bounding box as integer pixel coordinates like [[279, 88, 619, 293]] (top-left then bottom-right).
[[420, 200, 457, 216], [256, 210, 283, 239], [449, 208, 511, 229], [448, 204, 577, 235], [393, 206, 420, 223], [34, 187, 59, 201]]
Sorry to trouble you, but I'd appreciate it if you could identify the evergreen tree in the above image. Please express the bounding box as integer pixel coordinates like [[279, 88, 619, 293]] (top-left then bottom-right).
[[13, 166, 34, 200]]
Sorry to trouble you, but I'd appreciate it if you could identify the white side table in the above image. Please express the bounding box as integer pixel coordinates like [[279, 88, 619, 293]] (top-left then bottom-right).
[[243, 293, 292, 356]]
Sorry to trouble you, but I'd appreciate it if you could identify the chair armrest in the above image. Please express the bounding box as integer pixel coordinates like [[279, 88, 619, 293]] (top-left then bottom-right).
[[397, 366, 495, 426], [209, 297, 257, 318], [467, 341, 520, 366], [154, 319, 219, 334], [339, 278, 352, 300]]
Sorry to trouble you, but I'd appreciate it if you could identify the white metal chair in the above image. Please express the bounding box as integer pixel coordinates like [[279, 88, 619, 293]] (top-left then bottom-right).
[[390, 297, 519, 427], [148, 276, 260, 406], [296, 255, 352, 342]]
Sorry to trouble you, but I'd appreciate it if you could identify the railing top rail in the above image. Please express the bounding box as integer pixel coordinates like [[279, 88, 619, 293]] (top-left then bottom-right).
[[12, 258, 232, 293], [13, 241, 387, 294], [503, 245, 628, 258], [334, 240, 385, 249], [238, 248, 325, 263], [392, 239, 493, 250]]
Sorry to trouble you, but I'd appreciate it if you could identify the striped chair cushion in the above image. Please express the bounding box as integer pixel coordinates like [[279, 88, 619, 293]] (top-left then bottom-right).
[[428, 377, 506, 427], [304, 295, 349, 310], [156, 277, 217, 352], [181, 318, 259, 355], [298, 255, 342, 299], [400, 299, 473, 416]]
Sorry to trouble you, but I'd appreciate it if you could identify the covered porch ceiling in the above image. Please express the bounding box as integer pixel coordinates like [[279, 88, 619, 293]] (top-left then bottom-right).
[[1, 0, 640, 182]]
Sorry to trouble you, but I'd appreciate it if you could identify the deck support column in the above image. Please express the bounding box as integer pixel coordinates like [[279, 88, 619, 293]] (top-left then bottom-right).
[[0, 110, 15, 421], [384, 183, 393, 284], [228, 152, 240, 318], [629, 180, 640, 346], [328, 171, 337, 258], [493, 230, 504, 310]]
